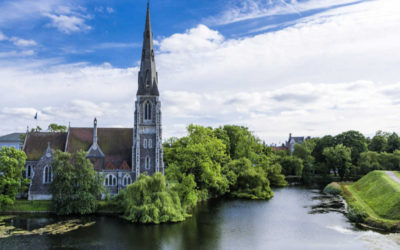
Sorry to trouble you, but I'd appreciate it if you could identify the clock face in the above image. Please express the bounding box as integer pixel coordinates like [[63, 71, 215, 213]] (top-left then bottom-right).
[[46, 152, 51, 158]]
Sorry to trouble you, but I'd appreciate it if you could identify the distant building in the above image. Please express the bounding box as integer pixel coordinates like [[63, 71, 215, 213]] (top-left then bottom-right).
[[0, 133, 24, 149], [286, 133, 308, 154]]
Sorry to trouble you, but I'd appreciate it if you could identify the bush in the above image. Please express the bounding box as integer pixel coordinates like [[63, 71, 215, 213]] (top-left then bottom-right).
[[323, 182, 342, 195], [347, 204, 368, 223]]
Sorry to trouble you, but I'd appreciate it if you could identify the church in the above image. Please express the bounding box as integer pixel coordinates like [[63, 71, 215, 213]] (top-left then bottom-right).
[[23, 4, 164, 200]]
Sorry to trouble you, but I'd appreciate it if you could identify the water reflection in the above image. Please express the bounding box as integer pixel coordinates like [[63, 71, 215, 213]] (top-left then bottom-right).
[[1, 187, 400, 249]]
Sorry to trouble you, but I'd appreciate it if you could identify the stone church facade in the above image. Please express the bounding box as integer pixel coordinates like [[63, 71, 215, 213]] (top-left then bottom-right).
[[23, 4, 164, 200]]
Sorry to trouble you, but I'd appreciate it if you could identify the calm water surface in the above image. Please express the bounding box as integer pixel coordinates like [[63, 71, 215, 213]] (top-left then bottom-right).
[[1, 187, 400, 250]]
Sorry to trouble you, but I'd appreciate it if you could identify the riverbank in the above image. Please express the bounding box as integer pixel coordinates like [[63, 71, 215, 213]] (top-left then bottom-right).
[[338, 171, 400, 232], [0, 200, 122, 215]]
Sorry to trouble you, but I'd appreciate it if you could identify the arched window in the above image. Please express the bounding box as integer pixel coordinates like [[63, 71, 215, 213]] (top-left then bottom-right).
[[148, 139, 152, 149], [123, 175, 132, 186], [143, 139, 147, 149], [43, 165, 52, 184], [144, 102, 151, 121], [27, 165, 32, 178], [105, 174, 117, 186], [145, 156, 151, 170]]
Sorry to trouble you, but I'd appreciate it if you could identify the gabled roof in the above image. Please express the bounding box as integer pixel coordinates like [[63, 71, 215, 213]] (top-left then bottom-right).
[[105, 161, 116, 170], [24, 132, 67, 161], [66, 127, 133, 169], [0, 133, 24, 142], [119, 161, 131, 170]]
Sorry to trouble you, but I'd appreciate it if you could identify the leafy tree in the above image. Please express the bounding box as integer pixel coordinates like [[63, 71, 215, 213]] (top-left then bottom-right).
[[368, 131, 389, 153], [0, 147, 28, 209], [359, 151, 381, 174], [164, 125, 229, 198], [51, 150, 104, 215], [323, 145, 352, 180], [279, 156, 304, 176], [377, 151, 400, 171], [335, 130, 367, 165], [30, 126, 42, 132], [312, 135, 336, 163], [256, 154, 287, 187], [220, 125, 262, 160], [387, 133, 400, 153], [222, 158, 273, 199], [48, 123, 67, 132], [121, 173, 187, 224]]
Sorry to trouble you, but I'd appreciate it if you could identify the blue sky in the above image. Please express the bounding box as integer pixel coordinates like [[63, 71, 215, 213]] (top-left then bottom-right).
[[0, 0, 400, 144]]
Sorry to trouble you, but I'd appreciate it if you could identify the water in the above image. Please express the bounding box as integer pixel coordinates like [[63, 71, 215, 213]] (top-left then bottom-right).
[[1, 187, 400, 250]]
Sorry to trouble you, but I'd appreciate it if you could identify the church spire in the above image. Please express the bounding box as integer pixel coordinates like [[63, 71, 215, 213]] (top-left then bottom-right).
[[137, 2, 159, 96]]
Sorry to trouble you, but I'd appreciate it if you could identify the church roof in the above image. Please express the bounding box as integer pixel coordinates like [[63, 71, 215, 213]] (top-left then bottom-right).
[[65, 127, 133, 169], [24, 132, 67, 161], [137, 3, 159, 96]]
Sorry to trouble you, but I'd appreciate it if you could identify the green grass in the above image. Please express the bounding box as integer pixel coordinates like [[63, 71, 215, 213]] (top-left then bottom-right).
[[341, 170, 400, 231], [1, 200, 53, 213], [96, 200, 123, 214], [1, 200, 123, 214], [395, 172, 400, 180]]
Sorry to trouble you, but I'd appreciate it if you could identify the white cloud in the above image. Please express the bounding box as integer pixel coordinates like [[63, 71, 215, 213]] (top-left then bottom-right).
[[44, 13, 91, 34], [0, 30, 7, 40], [205, 0, 362, 25], [9, 37, 37, 47]]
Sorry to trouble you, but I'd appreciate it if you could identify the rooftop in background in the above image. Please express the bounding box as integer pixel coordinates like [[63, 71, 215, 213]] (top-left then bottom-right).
[[0, 133, 24, 142]]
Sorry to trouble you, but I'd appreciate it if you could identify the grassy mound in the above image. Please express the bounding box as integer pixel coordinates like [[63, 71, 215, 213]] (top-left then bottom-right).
[[351, 171, 400, 220], [342, 170, 400, 231]]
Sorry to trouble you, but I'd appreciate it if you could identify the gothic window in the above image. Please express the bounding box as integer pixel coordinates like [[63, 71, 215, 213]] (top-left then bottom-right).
[[151, 50, 154, 61], [26, 165, 32, 178], [123, 175, 132, 186], [148, 139, 152, 148], [143, 139, 147, 149], [145, 156, 151, 170], [105, 174, 117, 186], [145, 102, 152, 121], [43, 165, 52, 184]]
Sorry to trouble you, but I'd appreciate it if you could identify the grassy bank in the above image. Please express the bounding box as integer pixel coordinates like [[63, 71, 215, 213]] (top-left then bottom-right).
[[1, 200, 122, 215], [1, 200, 53, 213], [340, 170, 400, 231]]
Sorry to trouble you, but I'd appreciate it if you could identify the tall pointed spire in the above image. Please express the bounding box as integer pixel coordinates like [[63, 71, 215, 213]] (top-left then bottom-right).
[[137, 2, 159, 96]]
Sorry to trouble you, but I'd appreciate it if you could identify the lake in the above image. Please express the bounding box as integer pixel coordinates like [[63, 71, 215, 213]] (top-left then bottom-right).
[[1, 187, 400, 249]]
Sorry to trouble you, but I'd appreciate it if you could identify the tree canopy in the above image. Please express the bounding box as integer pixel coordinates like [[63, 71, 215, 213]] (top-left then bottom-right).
[[0, 147, 27, 209], [51, 150, 104, 215]]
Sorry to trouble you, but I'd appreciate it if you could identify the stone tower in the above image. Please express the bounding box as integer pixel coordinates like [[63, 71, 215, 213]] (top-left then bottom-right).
[[132, 3, 164, 179]]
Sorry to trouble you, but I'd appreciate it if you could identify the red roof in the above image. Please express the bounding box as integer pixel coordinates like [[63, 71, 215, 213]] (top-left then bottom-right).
[[105, 161, 116, 170], [119, 161, 131, 170]]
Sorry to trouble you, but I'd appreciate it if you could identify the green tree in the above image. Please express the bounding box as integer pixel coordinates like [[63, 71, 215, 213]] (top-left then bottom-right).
[[30, 126, 42, 132], [359, 151, 381, 174], [48, 123, 67, 132], [222, 158, 273, 199], [0, 147, 28, 209], [51, 150, 104, 215], [323, 145, 352, 180], [387, 133, 400, 153], [121, 173, 187, 224], [164, 125, 229, 198], [335, 131, 367, 165], [220, 125, 262, 160], [312, 135, 336, 163], [280, 156, 304, 176], [368, 131, 389, 153]]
